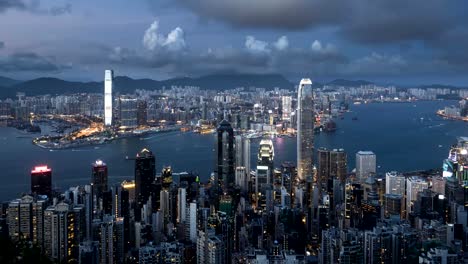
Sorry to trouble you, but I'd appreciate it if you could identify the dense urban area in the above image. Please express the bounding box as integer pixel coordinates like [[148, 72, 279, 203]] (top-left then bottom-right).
[[0, 71, 467, 264]]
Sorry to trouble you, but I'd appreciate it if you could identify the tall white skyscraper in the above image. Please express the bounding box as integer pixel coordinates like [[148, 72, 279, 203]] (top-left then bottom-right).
[[385, 171, 405, 195], [177, 188, 186, 224], [297, 78, 314, 181], [356, 151, 376, 181], [104, 70, 113, 126], [282, 96, 292, 121], [406, 176, 428, 216]]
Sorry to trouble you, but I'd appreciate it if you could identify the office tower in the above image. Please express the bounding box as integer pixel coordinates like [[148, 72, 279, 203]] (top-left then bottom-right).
[[431, 176, 446, 195], [385, 171, 406, 195], [282, 96, 292, 121], [137, 100, 147, 126], [384, 194, 403, 219], [297, 78, 314, 181], [317, 148, 330, 192], [235, 167, 248, 193], [91, 160, 108, 202], [162, 166, 173, 190], [235, 135, 251, 174], [187, 202, 197, 243], [356, 151, 376, 181], [177, 188, 186, 224], [121, 180, 136, 203], [406, 176, 428, 216], [216, 120, 235, 192], [119, 96, 138, 128], [104, 70, 113, 126], [31, 165, 52, 196], [44, 202, 78, 263], [258, 139, 274, 178], [344, 183, 363, 228], [100, 215, 125, 264], [135, 148, 156, 220], [330, 149, 347, 182], [84, 185, 93, 240]]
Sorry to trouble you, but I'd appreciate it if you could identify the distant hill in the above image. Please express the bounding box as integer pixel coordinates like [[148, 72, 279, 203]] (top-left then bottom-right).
[[0, 76, 20, 87], [326, 79, 374, 87], [0, 73, 294, 98]]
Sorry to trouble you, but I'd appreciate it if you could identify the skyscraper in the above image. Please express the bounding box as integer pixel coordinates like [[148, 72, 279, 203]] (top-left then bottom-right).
[[406, 176, 428, 216], [235, 135, 251, 174], [135, 148, 156, 218], [282, 96, 292, 121], [356, 151, 376, 181], [31, 165, 52, 196], [385, 171, 405, 195], [104, 70, 113, 126], [44, 202, 78, 263], [297, 78, 314, 181], [119, 96, 138, 128], [91, 160, 108, 201], [216, 120, 235, 192], [256, 138, 274, 190]]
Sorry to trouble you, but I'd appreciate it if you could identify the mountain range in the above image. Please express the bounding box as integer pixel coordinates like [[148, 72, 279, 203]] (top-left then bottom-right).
[[0, 73, 466, 99], [0, 73, 296, 99]]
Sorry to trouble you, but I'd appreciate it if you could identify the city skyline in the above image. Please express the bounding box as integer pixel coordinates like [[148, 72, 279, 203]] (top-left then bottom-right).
[[1, 1, 468, 263], [0, 1, 468, 85]]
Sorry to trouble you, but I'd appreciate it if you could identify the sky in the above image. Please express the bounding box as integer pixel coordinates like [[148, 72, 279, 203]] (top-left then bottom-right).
[[0, 0, 468, 85]]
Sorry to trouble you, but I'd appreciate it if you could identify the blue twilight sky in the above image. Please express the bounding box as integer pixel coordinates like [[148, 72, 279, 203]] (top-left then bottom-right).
[[0, 0, 468, 85]]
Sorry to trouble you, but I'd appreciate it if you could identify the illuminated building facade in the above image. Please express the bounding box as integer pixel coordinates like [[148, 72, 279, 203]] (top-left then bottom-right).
[[282, 96, 292, 121], [135, 148, 156, 219], [297, 78, 314, 181], [104, 70, 113, 126], [216, 120, 235, 192], [31, 165, 52, 196], [92, 160, 108, 201], [356, 151, 376, 181], [119, 96, 138, 128]]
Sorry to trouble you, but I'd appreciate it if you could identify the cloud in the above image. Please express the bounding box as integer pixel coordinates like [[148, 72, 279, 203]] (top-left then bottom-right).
[[0, 41, 4, 49], [273, 36, 288, 51], [0, 0, 26, 13], [174, 0, 345, 29], [0, 52, 70, 72], [343, 52, 408, 76], [172, 0, 467, 45], [0, 0, 72, 16], [245, 36, 270, 53], [143, 20, 186, 51]]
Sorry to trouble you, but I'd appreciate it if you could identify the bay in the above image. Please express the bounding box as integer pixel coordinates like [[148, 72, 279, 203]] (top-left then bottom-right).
[[0, 100, 466, 201]]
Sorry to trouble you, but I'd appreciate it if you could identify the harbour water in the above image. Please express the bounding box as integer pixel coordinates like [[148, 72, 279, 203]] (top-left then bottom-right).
[[0, 100, 466, 201]]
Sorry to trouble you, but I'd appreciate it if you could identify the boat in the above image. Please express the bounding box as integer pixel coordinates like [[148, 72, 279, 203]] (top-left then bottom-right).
[[352, 117, 358, 121]]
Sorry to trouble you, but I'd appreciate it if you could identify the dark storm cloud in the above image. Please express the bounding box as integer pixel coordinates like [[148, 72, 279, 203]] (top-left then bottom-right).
[[173, 0, 465, 44], [342, 0, 458, 44], [0, 0, 26, 12], [0, 0, 72, 15], [0, 52, 70, 72], [174, 0, 346, 29]]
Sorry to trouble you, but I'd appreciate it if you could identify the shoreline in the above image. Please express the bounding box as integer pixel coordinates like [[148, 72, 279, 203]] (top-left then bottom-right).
[[436, 110, 468, 122]]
